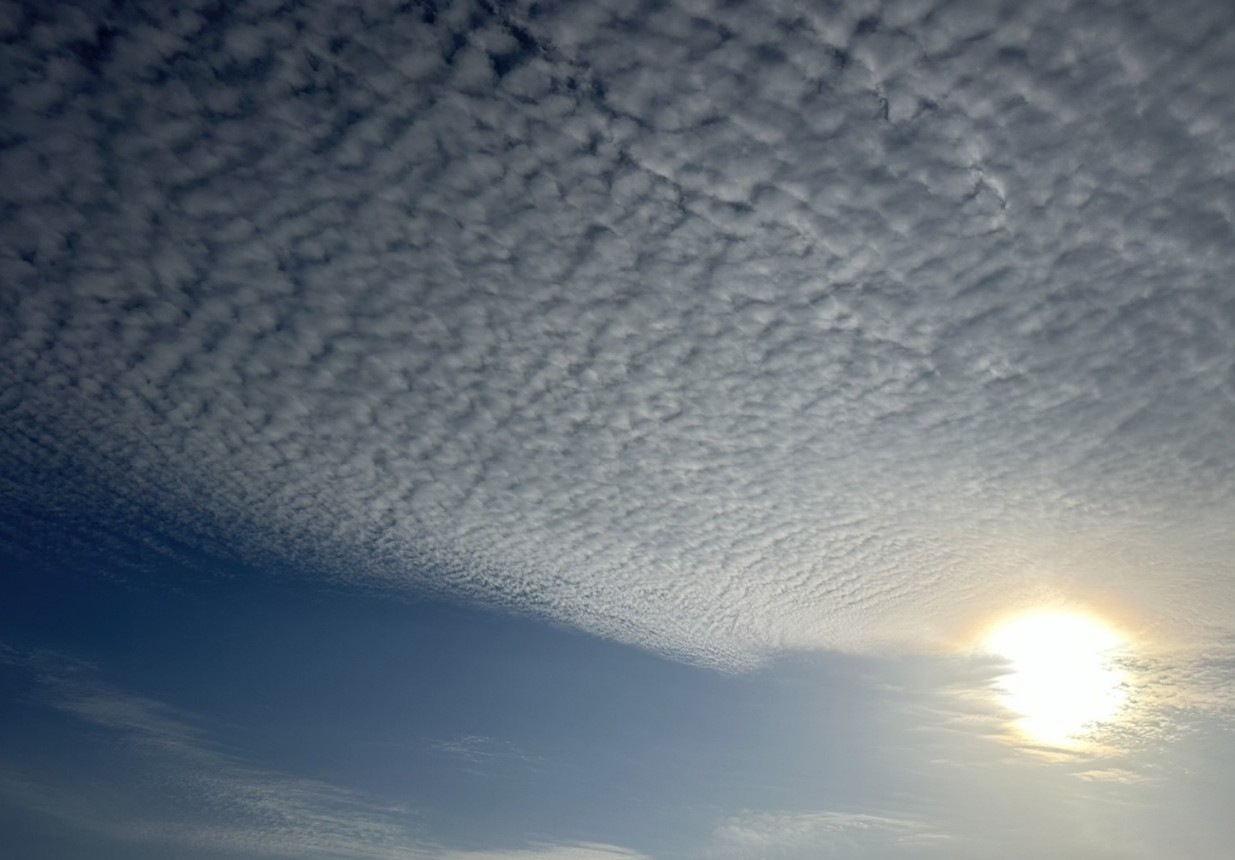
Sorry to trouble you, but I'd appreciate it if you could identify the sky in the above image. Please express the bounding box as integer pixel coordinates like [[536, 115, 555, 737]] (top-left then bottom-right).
[[1, 0, 1234, 856]]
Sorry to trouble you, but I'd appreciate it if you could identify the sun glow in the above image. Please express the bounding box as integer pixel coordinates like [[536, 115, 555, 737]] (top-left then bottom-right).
[[984, 611, 1127, 747]]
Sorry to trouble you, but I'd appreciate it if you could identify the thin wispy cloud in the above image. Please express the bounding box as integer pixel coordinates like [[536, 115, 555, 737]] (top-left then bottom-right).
[[706, 809, 951, 859], [432, 735, 543, 772], [3, 0, 1233, 677], [439, 845, 650, 860], [0, 652, 645, 860], [22, 674, 424, 858]]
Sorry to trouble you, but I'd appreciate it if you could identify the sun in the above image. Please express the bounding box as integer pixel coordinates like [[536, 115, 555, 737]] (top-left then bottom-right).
[[984, 611, 1127, 747]]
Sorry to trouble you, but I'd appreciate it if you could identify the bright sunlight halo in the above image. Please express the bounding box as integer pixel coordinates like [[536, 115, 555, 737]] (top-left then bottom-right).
[[984, 611, 1127, 747]]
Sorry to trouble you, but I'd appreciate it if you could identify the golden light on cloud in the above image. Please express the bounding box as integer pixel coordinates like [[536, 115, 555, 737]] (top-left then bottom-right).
[[984, 611, 1128, 748]]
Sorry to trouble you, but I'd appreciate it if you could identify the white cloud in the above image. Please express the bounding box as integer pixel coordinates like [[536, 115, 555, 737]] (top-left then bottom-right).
[[2, 0, 1234, 672], [439, 844, 650, 860], [0, 654, 647, 860], [706, 809, 950, 859], [27, 678, 426, 859], [430, 734, 542, 772]]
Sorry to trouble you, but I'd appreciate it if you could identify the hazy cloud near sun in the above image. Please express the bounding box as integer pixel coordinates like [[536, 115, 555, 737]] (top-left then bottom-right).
[[3, 0, 1235, 667]]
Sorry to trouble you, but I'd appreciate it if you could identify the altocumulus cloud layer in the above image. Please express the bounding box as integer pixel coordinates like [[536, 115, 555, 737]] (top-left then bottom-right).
[[3, 0, 1234, 666]]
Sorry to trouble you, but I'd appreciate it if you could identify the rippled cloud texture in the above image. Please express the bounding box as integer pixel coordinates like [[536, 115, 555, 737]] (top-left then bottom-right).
[[3, 0, 1234, 674]]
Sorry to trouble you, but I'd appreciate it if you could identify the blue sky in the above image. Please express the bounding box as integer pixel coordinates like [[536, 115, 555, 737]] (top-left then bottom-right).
[[10, 543, 1223, 859], [3, 0, 1235, 856]]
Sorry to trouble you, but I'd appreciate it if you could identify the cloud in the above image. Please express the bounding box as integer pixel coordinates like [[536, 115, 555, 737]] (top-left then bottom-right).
[[439, 845, 650, 860], [18, 675, 426, 859], [430, 735, 543, 773], [2, 0, 1234, 670], [0, 652, 646, 860], [705, 809, 951, 859]]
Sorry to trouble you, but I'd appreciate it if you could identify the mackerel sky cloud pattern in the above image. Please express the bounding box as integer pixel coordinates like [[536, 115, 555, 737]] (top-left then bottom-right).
[[3, 0, 1235, 670]]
